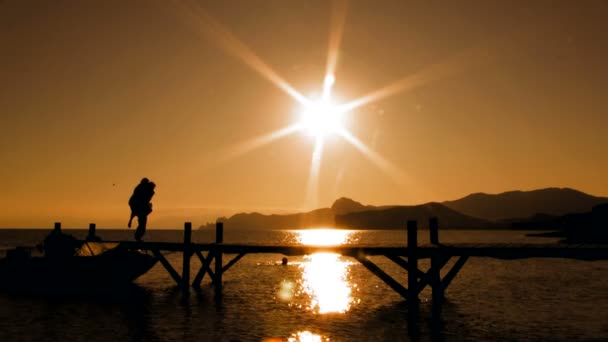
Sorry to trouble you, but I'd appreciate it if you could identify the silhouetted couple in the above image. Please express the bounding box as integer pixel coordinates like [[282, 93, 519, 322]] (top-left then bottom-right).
[[128, 178, 155, 241]]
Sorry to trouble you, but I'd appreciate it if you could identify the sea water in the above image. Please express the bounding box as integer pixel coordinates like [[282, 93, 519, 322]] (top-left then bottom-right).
[[0, 228, 606, 341]]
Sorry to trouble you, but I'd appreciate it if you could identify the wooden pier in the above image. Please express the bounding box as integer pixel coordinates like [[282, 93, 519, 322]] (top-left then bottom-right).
[[71, 220, 608, 321]]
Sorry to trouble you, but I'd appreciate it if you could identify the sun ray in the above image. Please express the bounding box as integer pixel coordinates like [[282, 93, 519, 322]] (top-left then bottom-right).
[[218, 124, 302, 164], [173, 0, 311, 106], [338, 49, 477, 114], [170, 0, 430, 200], [305, 137, 325, 209], [322, 74, 336, 100], [337, 129, 408, 185], [323, 0, 348, 100], [325, 0, 348, 78]]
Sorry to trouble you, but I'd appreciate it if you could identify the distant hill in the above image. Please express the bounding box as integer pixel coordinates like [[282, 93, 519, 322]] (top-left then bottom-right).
[[205, 208, 334, 230], [335, 202, 497, 229], [330, 197, 395, 215], [518, 203, 608, 242], [442, 188, 608, 221], [202, 198, 391, 230], [205, 199, 497, 231], [201, 188, 608, 230]]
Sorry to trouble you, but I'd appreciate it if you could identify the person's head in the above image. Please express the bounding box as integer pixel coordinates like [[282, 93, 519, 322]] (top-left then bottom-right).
[[140, 177, 150, 184], [149, 182, 156, 189]]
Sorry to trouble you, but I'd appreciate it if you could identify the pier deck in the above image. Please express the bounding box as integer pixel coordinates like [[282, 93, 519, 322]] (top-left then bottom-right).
[[42, 220, 608, 322], [105, 241, 608, 260]]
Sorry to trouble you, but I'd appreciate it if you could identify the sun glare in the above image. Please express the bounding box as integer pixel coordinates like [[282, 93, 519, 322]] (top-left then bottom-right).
[[180, 0, 410, 208], [299, 100, 344, 139]]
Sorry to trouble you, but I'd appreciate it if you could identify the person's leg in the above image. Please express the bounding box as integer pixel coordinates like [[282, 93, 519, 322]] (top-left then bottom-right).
[[135, 215, 147, 241], [140, 215, 147, 238]]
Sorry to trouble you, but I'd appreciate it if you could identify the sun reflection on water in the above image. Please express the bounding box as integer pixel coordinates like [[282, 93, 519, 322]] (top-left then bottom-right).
[[294, 229, 358, 314], [301, 253, 353, 313], [287, 331, 328, 342], [296, 228, 354, 246]]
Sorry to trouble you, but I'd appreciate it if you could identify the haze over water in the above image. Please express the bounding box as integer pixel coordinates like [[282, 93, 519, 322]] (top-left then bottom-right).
[[0, 228, 606, 341]]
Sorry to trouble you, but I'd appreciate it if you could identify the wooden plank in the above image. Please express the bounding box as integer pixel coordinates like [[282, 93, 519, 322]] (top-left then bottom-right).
[[407, 220, 419, 319], [195, 250, 206, 263], [222, 253, 246, 273], [192, 251, 214, 288], [151, 248, 182, 286], [84, 242, 95, 256], [431, 255, 444, 318], [182, 223, 192, 294], [441, 256, 469, 291], [386, 255, 426, 278], [216, 244, 413, 257], [214, 223, 224, 291], [354, 254, 410, 300], [417, 255, 451, 294], [81, 240, 608, 260], [429, 217, 439, 245], [103, 240, 213, 252]]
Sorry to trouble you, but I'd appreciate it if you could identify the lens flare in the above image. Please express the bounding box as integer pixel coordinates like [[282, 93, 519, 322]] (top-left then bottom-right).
[[278, 279, 295, 301]]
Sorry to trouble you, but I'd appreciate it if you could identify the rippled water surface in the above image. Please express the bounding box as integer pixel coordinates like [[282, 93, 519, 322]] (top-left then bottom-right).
[[0, 228, 606, 341]]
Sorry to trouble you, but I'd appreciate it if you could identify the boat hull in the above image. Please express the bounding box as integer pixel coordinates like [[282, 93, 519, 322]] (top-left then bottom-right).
[[0, 247, 157, 295]]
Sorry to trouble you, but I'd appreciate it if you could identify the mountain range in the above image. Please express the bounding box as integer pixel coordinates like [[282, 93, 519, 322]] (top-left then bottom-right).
[[442, 188, 608, 221], [201, 187, 608, 230]]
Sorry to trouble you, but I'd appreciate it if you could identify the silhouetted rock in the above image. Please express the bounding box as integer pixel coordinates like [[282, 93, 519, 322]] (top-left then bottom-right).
[[331, 197, 367, 215], [201, 198, 391, 230], [335, 202, 498, 229], [200, 188, 607, 231], [516, 202, 608, 241], [443, 188, 608, 221], [204, 208, 334, 230], [563, 203, 608, 242], [330, 197, 394, 215]]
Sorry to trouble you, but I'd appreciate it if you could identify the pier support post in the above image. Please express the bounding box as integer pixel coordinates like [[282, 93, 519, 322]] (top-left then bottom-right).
[[407, 220, 419, 322], [88, 223, 96, 239], [86, 223, 101, 242], [182, 222, 192, 295], [430, 255, 444, 318], [214, 222, 224, 292], [429, 217, 439, 245], [82, 223, 98, 255]]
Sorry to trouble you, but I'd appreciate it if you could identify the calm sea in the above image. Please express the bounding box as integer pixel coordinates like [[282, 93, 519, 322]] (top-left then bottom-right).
[[0, 228, 606, 341]]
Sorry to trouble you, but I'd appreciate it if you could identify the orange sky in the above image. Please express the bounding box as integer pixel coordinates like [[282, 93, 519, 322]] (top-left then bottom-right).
[[1, 0, 607, 228]]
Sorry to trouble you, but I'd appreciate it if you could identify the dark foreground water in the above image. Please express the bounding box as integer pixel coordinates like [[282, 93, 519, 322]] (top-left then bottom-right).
[[0, 228, 607, 341]]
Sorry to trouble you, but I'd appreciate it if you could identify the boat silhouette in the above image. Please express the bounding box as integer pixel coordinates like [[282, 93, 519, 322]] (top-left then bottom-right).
[[0, 243, 157, 295]]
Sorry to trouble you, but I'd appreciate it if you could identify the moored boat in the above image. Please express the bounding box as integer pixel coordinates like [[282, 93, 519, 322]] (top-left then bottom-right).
[[0, 243, 157, 295]]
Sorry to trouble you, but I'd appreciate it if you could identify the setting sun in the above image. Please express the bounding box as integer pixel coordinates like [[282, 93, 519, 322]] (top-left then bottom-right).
[[299, 99, 345, 139], [298, 73, 345, 140]]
